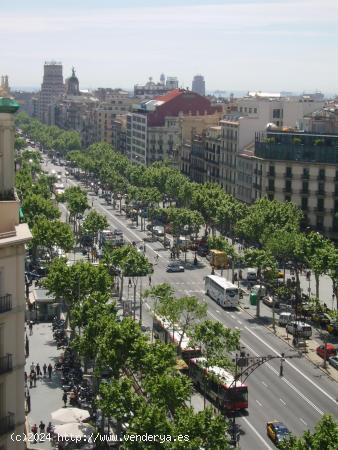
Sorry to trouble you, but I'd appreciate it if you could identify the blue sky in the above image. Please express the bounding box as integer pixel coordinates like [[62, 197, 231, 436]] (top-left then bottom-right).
[[2, 0, 338, 93]]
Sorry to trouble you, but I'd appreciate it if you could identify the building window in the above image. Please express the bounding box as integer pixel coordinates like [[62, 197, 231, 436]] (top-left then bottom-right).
[[268, 165, 275, 177], [302, 168, 310, 179], [317, 198, 324, 211], [286, 167, 292, 178], [318, 168, 325, 180], [316, 216, 324, 230], [318, 181, 325, 195], [254, 108, 257, 113], [285, 180, 292, 192], [302, 181, 309, 193], [301, 197, 308, 210], [268, 179, 275, 191], [285, 195, 291, 202], [272, 109, 281, 118]]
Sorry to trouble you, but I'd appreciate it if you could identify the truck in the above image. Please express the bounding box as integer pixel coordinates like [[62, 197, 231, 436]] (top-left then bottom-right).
[[207, 249, 228, 269]]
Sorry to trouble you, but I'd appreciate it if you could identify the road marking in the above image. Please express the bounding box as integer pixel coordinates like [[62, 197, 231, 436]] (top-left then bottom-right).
[[262, 381, 268, 387], [242, 340, 324, 416], [207, 311, 219, 321], [279, 398, 286, 406], [241, 416, 274, 450], [244, 326, 338, 407], [237, 320, 242, 324], [216, 310, 221, 313], [299, 418, 307, 426], [256, 399, 263, 407], [230, 314, 236, 319], [235, 326, 240, 330]]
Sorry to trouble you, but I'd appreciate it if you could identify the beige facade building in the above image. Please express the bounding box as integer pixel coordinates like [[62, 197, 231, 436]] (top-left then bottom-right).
[[0, 99, 32, 449]]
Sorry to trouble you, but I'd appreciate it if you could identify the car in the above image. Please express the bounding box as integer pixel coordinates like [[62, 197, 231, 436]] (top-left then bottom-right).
[[153, 225, 164, 236], [316, 344, 337, 360], [328, 356, 338, 370], [166, 262, 185, 273], [267, 421, 290, 446]]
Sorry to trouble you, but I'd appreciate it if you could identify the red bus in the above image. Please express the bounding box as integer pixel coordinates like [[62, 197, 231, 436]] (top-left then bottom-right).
[[152, 315, 201, 361], [189, 357, 248, 411]]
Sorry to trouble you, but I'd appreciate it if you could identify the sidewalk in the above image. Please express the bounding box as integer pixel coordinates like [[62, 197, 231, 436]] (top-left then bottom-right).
[[25, 322, 64, 449]]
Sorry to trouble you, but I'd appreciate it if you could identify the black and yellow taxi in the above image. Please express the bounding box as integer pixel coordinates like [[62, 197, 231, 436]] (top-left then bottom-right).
[[267, 420, 290, 446]]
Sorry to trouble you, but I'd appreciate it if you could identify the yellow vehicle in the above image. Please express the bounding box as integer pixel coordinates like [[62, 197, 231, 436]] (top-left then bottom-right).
[[207, 249, 228, 269], [267, 421, 290, 446]]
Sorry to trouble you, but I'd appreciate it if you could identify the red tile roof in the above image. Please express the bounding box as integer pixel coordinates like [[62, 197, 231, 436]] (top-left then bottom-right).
[[154, 89, 184, 103]]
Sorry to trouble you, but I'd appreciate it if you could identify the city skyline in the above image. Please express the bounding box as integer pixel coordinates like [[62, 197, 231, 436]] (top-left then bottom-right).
[[2, 0, 338, 93]]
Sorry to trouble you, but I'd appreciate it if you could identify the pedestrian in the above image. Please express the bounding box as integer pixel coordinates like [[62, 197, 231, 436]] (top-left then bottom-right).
[[43, 363, 47, 377], [46, 422, 53, 434], [148, 275, 152, 286], [24, 371, 27, 385], [47, 363, 53, 379], [39, 421, 46, 440], [31, 424, 38, 442], [32, 370, 37, 387], [29, 374, 33, 388], [29, 321, 33, 336], [26, 392, 31, 413], [62, 391, 68, 407], [25, 336, 29, 358], [36, 363, 41, 377], [91, 199, 94, 207], [30, 361, 35, 372]]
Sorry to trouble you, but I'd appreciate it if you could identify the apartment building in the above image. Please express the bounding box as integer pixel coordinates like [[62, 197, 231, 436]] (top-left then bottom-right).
[[38, 62, 64, 123], [0, 98, 32, 449], [126, 89, 222, 166], [252, 129, 338, 239]]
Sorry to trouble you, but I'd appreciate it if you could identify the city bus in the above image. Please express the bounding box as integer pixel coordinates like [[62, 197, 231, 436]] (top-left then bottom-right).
[[205, 275, 239, 308], [189, 357, 248, 411], [152, 315, 201, 361]]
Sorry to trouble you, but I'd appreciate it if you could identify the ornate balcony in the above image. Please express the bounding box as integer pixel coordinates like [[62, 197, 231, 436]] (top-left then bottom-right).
[[0, 354, 13, 375], [0, 294, 12, 314], [0, 413, 15, 436]]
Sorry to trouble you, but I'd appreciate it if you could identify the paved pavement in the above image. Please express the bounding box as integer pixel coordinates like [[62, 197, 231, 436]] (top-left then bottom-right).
[[25, 322, 63, 449]]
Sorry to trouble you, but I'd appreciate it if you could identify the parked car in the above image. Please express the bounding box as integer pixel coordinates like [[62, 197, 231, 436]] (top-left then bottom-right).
[[267, 421, 290, 446], [278, 312, 295, 327], [153, 226, 165, 236], [328, 356, 338, 370], [316, 344, 337, 360], [166, 262, 185, 273], [286, 321, 312, 338]]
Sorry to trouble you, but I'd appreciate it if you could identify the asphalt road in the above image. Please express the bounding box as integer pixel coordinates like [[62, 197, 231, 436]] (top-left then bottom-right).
[[44, 157, 338, 450]]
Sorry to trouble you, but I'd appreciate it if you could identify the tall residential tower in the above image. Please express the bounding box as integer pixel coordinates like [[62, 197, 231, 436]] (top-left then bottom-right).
[[192, 75, 206, 96], [38, 61, 64, 123]]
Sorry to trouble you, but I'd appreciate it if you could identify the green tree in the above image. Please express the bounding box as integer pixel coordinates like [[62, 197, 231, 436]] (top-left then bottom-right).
[[22, 194, 60, 227], [82, 210, 108, 246], [280, 414, 338, 450]]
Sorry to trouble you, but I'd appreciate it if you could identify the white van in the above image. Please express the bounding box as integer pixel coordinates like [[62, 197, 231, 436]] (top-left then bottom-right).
[[286, 321, 312, 338], [247, 268, 258, 282], [278, 312, 295, 327], [251, 284, 267, 297]]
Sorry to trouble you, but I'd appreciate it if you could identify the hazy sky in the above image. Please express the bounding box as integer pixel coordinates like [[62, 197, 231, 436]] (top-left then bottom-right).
[[2, 0, 338, 93]]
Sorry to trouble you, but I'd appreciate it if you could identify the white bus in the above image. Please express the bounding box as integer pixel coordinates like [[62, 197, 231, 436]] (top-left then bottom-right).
[[205, 275, 239, 308]]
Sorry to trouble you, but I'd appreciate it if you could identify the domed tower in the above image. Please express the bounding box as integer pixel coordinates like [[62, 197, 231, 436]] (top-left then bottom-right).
[[66, 67, 80, 96]]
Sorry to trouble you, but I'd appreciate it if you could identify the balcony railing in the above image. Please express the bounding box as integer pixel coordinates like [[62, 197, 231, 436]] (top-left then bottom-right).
[[316, 190, 326, 196], [284, 173, 293, 179], [0, 413, 15, 436], [0, 354, 13, 375], [0, 294, 12, 314]]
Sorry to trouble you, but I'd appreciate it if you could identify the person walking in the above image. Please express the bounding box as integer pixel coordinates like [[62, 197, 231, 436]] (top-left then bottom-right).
[[43, 363, 47, 377], [29, 373, 33, 388], [47, 363, 53, 379], [32, 370, 37, 387], [30, 361, 36, 372], [148, 275, 152, 286], [29, 321, 33, 336], [36, 363, 41, 378], [31, 424, 38, 442], [62, 391, 68, 407], [24, 371, 28, 386], [39, 421, 46, 440]]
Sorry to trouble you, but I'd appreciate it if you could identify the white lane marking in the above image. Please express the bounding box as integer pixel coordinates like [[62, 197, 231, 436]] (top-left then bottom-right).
[[207, 311, 219, 321], [230, 314, 236, 319], [262, 381, 268, 387], [244, 326, 337, 407], [216, 310, 221, 313], [241, 416, 274, 450], [300, 418, 307, 426], [256, 399, 263, 407], [237, 320, 242, 324], [235, 326, 240, 330], [280, 398, 286, 406], [242, 340, 324, 416]]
